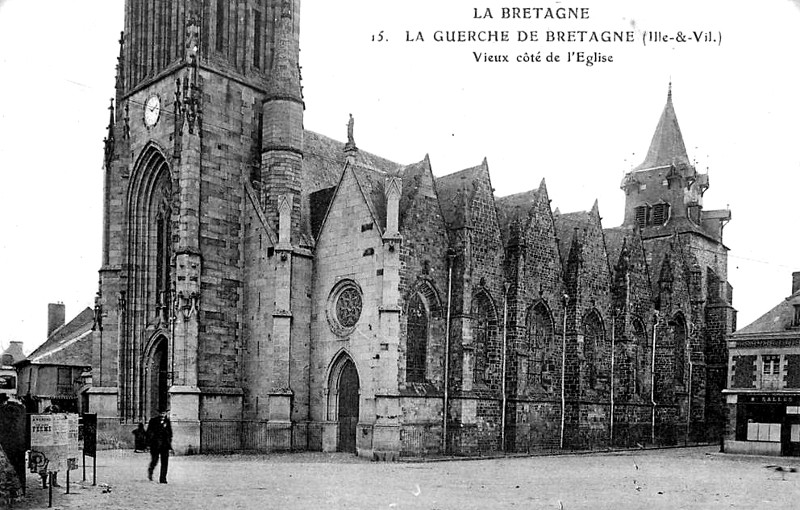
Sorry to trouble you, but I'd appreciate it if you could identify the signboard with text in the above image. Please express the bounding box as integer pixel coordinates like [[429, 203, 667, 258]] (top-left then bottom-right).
[[29, 413, 79, 473]]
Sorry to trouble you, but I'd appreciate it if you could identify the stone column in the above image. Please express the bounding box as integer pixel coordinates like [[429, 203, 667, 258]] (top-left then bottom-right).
[[169, 118, 201, 455], [267, 195, 294, 450], [372, 178, 403, 460]]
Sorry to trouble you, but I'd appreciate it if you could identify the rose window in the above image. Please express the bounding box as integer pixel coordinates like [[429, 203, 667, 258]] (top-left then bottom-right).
[[336, 287, 362, 328]]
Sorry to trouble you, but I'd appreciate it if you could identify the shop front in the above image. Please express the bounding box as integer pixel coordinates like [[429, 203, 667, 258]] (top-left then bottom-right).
[[725, 393, 800, 456]]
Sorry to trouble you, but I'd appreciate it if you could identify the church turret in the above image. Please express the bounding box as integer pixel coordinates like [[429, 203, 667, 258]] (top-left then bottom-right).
[[620, 85, 712, 237], [260, 0, 304, 243]]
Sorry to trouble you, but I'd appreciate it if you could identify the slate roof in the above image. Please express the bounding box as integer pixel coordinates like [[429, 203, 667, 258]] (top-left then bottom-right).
[[435, 161, 486, 229], [604, 227, 636, 267], [396, 156, 433, 229], [496, 188, 538, 247], [634, 85, 691, 172], [553, 210, 592, 266], [732, 290, 800, 337], [23, 307, 94, 367], [304, 130, 405, 238]]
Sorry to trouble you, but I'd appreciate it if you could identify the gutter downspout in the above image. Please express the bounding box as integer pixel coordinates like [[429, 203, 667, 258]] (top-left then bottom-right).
[[610, 312, 615, 447], [560, 294, 569, 449], [119, 292, 126, 418], [686, 322, 693, 444], [501, 283, 510, 452], [651, 312, 660, 445], [442, 252, 455, 454]]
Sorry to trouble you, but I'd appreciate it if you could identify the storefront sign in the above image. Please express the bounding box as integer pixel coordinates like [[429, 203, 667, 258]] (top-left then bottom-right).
[[738, 394, 800, 404]]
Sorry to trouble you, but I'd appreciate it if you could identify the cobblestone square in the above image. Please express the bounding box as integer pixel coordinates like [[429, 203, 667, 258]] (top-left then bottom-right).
[[11, 447, 800, 509]]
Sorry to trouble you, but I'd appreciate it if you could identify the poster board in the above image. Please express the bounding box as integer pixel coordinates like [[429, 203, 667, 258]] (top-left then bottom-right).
[[29, 413, 79, 473]]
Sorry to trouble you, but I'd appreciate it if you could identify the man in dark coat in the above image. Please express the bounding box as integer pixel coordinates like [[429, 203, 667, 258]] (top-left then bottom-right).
[[145, 409, 172, 483]]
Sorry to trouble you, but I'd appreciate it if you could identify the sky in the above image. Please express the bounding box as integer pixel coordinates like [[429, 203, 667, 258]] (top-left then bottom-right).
[[1, 0, 799, 356]]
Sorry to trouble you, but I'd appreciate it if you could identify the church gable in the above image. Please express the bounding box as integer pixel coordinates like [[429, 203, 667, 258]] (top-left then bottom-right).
[[314, 164, 385, 248], [466, 159, 503, 253], [517, 180, 564, 298], [567, 203, 613, 312], [604, 227, 653, 321], [498, 180, 565, 399], [300, 130, 404, 244], [395, 155, 451, 388]]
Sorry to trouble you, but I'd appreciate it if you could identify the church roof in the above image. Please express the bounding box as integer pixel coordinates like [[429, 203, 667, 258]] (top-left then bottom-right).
[[604, 227, 636, 268], [303, 130, 404, 241], [634, 85, 691, 171], [396, 156, 434, 229], [435, 162, 486, 229], [302, 130, 403, 196], [496, 188, 539, 247], [553, 210, 592, 265], [22, 307, 94, 367]]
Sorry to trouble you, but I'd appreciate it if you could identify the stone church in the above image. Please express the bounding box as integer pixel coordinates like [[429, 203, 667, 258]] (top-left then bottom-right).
[[88, 0, 735, 458]]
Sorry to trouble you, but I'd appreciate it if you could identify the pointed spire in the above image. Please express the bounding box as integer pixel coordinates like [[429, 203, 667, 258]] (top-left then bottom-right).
[[115, 31, 125, 96], [103, 98, 116, 167], [634, 83, 690, 171]]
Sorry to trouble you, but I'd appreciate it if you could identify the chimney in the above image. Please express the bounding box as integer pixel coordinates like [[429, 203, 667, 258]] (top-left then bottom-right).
[[47, 302, 65, 337], [793, 272, 800, 295]]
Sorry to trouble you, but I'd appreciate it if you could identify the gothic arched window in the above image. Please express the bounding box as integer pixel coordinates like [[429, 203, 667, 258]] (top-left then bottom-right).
[[472, 292, 497, 387], [583, 310, 604, 390], [406, 293, 428, 383], [151, 177, 172, 320], [631, 317, 648, 397], [672, 314, 687, 386], [526, 302, 554, 392]]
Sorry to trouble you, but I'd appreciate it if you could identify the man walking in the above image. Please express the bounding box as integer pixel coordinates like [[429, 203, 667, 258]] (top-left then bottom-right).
[[146, 409, 172, 483]]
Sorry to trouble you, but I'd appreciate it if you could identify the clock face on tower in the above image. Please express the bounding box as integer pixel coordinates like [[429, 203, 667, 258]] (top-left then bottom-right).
[[144, 95, 161, 127]]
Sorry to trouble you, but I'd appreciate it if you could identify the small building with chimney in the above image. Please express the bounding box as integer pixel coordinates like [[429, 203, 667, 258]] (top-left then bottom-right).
[[14, 304, 94, 414], [723, 273, 800, 456]]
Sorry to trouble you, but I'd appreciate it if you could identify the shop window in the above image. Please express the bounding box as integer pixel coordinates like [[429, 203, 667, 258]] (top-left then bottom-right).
[[0, 375, 15, 390], [746, 422, 781, 442]]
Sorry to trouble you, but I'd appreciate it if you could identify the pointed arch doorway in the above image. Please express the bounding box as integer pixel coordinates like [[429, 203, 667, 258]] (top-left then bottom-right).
[[146, 335, 169, 418], [336, 359, 360, 453]]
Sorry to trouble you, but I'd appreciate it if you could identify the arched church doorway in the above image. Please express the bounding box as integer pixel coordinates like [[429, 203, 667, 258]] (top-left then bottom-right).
[[146, 336, 169, 418], [337, 360, 360, 453]]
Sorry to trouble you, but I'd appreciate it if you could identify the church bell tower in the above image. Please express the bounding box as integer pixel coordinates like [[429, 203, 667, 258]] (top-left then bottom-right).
[[92, 0, 304, 454]]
